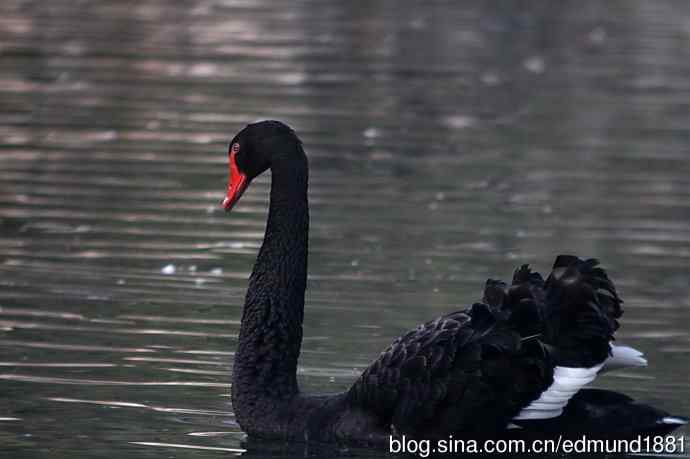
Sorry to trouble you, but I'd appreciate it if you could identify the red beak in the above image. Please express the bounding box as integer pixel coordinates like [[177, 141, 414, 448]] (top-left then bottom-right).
[[222, 150, 248, 211]]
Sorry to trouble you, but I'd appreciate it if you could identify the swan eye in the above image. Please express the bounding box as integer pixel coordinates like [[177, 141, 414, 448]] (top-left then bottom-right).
[[231, 143, 241, 154]]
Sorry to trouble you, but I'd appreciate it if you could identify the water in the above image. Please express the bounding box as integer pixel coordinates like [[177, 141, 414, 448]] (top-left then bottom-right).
[[1, 0, 689, 457]]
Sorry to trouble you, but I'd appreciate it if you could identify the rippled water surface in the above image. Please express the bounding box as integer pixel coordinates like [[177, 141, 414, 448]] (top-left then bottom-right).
[[1, 1, 689, 457]]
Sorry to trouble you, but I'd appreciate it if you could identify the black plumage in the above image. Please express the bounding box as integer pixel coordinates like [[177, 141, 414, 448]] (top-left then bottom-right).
[[223, 121, 686, 448], [346, 256, 623, 440]]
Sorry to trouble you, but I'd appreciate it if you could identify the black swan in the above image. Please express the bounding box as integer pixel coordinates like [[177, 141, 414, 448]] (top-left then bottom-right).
[[222, 120, 686, 447]]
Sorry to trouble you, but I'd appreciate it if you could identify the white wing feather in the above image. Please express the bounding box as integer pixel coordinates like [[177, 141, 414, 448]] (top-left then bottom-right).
[[512, 344, 646, 422], [513, 364, 604, 421]]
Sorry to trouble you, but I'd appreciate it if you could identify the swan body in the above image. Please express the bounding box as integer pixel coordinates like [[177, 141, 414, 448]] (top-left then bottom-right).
[[222, 121, 686, 447]]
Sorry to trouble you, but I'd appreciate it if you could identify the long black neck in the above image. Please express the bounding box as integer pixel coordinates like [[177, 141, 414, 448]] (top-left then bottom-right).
[[232, 148, 309, 433]]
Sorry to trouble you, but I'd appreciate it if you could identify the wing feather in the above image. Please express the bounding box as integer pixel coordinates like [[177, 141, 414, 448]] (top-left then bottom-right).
[[345, 255, 626, 438], [347, 306, 551, 439]]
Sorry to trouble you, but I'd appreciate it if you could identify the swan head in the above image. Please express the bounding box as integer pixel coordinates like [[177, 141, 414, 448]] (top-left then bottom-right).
[[222, 120, 301, 211]]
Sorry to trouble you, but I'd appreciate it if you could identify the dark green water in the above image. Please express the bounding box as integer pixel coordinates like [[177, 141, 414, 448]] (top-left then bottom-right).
[[1, 1, 689, 457]]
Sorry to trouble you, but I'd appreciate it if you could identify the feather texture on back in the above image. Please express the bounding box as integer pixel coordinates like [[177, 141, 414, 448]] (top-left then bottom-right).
[[347, 255, 627, 439]]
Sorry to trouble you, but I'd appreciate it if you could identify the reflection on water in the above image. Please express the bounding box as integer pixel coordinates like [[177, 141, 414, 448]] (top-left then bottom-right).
[[1, 0, 689, 457]]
